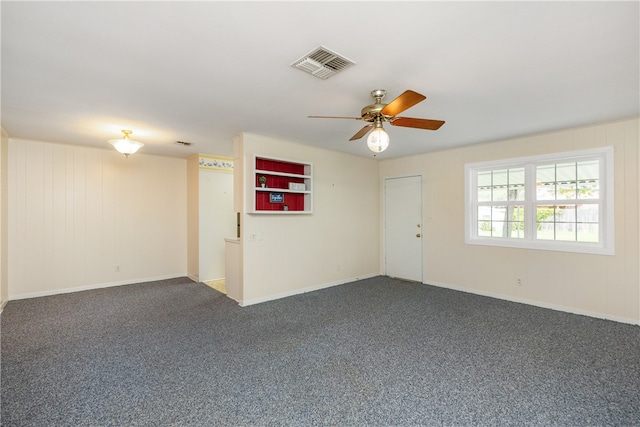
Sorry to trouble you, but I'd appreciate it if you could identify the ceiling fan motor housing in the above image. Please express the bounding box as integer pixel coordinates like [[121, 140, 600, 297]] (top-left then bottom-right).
[[361, 103, 387, 121], [361, 89, 390, 122]]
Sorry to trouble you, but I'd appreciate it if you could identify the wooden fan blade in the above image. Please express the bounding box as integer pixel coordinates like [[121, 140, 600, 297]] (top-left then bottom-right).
[[349, 124, 373, 141], [380, 90, 426, 117], [308, 115, 363, 120], [391, 117, 445, 130]]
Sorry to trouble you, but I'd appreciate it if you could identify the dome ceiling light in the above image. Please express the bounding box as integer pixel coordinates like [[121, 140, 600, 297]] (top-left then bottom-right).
[[108, 129, 143, 158]]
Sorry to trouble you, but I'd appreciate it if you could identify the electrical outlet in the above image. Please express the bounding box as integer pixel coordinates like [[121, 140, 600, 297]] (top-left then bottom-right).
[[248, 233, 257, 242], [516, 278, 523, 286], [116, 265, 120, 272]]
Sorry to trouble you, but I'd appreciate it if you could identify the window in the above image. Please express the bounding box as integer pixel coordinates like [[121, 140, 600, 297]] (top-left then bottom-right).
[[465, 147, 614, 255]]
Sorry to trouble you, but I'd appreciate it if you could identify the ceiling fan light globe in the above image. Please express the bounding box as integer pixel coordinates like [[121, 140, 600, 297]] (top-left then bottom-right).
[[367, 128, 389, 153]]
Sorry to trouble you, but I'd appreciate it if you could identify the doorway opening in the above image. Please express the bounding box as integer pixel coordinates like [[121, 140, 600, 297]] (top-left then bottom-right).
[[205, 279, 227, 294]]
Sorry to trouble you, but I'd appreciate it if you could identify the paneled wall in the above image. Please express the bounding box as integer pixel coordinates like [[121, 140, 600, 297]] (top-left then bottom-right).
[[380, 118, 640, 324], [8, 139, 187, 298]]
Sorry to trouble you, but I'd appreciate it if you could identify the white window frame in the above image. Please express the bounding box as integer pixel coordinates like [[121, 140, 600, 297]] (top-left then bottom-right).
[[465, 147, 614, 255]]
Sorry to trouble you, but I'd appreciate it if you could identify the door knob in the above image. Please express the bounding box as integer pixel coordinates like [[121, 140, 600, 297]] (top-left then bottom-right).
[[416, 233, 421, 238]]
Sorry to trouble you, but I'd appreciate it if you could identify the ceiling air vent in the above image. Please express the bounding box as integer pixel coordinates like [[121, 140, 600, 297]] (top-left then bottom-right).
[[291, 46, 355, 80]]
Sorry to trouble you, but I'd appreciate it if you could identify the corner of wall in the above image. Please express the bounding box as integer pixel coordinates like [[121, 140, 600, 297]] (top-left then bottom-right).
[[636, 117, 640, 325], [187, 155, 200, 280], [0, 128, 8, 310]]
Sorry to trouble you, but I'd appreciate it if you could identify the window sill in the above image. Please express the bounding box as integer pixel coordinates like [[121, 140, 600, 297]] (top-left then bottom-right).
[[465, 236, 614, 256]]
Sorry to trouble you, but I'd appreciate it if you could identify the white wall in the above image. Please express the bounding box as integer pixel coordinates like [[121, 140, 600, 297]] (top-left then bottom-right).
[[0, 129, 8, 310], [236, 133, 380, 305], [8, 139, 187, 299], [198, 167, 235, 282], [380, 118, 640, 324]]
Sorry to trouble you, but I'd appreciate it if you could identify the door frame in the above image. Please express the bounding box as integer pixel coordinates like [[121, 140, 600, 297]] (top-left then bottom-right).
[[383, 174, 424, 282]]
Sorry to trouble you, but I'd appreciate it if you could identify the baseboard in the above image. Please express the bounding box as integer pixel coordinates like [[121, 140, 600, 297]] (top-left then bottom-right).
[[8, 274, 190, 301], [240, 273, 379, 307], [427, 280, 640, 326]]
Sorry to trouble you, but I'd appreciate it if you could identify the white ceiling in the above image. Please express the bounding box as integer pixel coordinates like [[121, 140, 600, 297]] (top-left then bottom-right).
[[2, 1, 638, 160]]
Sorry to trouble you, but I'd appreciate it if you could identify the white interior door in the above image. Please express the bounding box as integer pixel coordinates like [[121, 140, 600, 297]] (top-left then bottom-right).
[[384, 175, 423, 282]]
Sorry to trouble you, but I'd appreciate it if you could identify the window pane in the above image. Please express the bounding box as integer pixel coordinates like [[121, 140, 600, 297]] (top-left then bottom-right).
[[491, 206, 506, 222], [536, 223, 555, 240], [478, 220, 492, 237], [492, 170, 508, 201], [577, 160, 599, 199], [477, 171, 492, 202], [491, 221, 507, 237], [478, 205, 491, 220], [578, 179, 599, 199], [577, 223, 599, 242], [510, 205, 524, 221], [536, 164, 555, 200], [556, 162, 576, 182], [477, 206, 491, 237], [478, 171, 492, 187], [508, 168, 525, 201], [507, 205, 524, 238], [536, 205, 555, 240], [489, 205, 505, 237], [508, 221, 524, 238], [577, 204, 599, 243], [478, 188, 491, 202], [577, 204, 598, 223], [556, 162, 577, 200], [492, 187, 507, 202], [557, 181, 577, 200], [555, 222, 577, 242], [577, 160, 598, 180], [493, 169, 508, 186], [536, 205, 555, 224], [555, 205, 576, 222]]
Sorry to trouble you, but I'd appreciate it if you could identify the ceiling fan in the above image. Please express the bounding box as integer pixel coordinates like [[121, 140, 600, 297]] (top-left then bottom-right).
[[308, 89, 445, 154]]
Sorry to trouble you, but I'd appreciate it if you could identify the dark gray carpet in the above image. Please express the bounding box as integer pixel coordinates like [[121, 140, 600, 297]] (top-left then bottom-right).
[[1, 276, 639, 426]]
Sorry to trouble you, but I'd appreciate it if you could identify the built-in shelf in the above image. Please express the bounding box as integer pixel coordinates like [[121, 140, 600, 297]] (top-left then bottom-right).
[[251, 155, 312, 214]]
